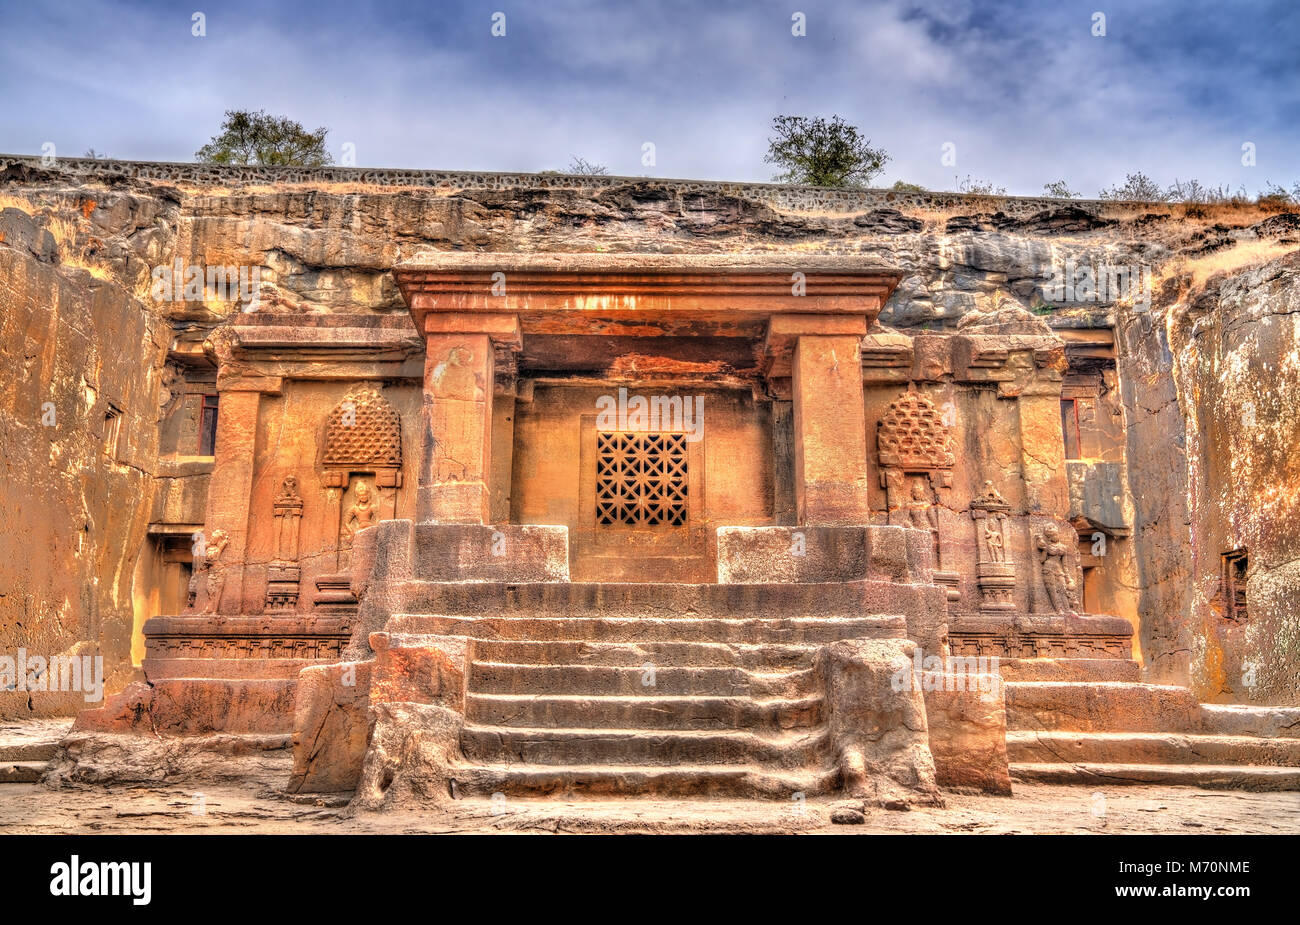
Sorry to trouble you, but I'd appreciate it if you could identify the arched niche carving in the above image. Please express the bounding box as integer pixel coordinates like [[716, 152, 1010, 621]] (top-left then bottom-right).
[[321, 387, 403, 489]]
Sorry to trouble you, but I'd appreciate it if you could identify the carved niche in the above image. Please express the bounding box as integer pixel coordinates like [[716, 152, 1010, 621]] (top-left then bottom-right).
[[321, 387, 403, 489], [970, 480, 1016, 613], [266, 476, 303, 612], [877, 389, 959, 602]]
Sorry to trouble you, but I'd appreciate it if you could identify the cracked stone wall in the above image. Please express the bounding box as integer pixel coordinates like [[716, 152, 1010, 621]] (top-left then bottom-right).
[[1117, 254, 1300, 703], [0, 228, 169, 716], [1, 157, 1297, 713]]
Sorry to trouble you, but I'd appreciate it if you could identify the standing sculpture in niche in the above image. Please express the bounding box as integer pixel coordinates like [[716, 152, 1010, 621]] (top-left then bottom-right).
[[196, 528, 230, 614], [267, 477, 304, 612], [1035, 523, 1081, 614], [970, 481, 1016, 612], [906, 478, 938, 532], [982, 519, 1006, 563], [877, 389, 959, 602]]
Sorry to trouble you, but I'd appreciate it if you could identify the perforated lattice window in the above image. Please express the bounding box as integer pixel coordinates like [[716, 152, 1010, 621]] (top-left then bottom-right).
[[595, 432, 688, 527]]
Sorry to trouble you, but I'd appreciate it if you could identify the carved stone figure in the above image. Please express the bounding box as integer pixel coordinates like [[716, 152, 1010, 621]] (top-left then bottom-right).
[[1035, 523, 1079, 614], [982, 518, 1006, 563], [273, 475, 303, 560], [906, 478, 938, 532], [342, 480, 379, 544], [200, 528, 230, 614]]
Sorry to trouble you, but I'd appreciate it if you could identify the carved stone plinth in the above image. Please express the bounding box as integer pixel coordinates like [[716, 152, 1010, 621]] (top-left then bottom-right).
[[975, 561, 1016, 612], [933, 569, 962, 603], [313, 574, 359, 615], [265, 563, 301, 612]]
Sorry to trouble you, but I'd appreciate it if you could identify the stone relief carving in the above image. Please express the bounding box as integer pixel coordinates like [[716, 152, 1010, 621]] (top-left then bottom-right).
[[342, 479, 380, 544], [877, 389, 958, 602], [322, 386, 403, 488], [189, 528, 229, 615], [273, 476, 303, 560], [970, 481, 1015, 613], [267, 477, 304, 612], [1035, 522, 1081, 614], [877, 389, 956, 474]]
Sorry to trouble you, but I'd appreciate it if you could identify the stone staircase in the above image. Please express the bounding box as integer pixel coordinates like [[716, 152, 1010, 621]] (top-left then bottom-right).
[[380, 580, 910, 799], [0, 719, 72, 783], [1003, 656, 1300, 790]]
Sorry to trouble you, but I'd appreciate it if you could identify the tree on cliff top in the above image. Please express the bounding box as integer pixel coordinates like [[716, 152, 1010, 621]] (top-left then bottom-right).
[[195, 110, 333, 166], [764, 115, 889, 188]]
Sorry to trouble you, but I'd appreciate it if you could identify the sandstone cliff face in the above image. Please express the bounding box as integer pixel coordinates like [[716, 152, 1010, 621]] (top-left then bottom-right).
[[0, 213, 170, 715], [0, 157, 1297, 712], [1120, 254, 1300, 703]]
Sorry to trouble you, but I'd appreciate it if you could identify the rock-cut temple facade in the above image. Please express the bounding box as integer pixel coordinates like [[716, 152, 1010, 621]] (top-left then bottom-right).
[[3, 157, 1299, 806]]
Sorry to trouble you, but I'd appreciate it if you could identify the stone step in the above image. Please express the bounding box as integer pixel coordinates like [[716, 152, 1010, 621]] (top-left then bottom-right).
[[400, 579, 913, 620], [450, 762, 837, 799], [469, 639, 818, 670], [0, 761, 46, 783], [1007, 731, 1300, 766], [1005, 681, 1201, 733], [0, 719, 73, 764], [74, 679, 298, 736], [387, 614, 904, 644], [142, 657, 326, 680], [1009, 762, 1300, 791], [465, 693, 824, 731], [460, 725, 828, 768], [0, 740, 58, 762], [996, 658, 1141, 683], [468, 663, 817, 698], [1200, 704, 1300, 739]]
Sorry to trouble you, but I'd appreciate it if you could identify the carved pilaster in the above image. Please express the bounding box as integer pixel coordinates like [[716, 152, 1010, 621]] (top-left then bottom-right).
[[971, 480, 1016, 613], [267, 476, 304, 612]]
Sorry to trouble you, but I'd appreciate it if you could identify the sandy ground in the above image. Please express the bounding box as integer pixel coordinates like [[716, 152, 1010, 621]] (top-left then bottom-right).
[[2, 777, 1298, 834]]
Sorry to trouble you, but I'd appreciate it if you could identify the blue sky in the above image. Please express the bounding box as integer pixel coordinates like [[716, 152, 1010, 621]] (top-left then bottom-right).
[[1, 0, 1297, 195]]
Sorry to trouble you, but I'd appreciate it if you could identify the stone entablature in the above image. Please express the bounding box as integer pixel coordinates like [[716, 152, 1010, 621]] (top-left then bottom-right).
[[143, 615, 351, 660]]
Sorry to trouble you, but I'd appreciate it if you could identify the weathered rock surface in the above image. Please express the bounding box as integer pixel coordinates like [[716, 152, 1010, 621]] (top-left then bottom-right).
[[816, 638, 943, 807], [349, 701, 464, 812], [287, 661, 373, 793], [924, 678, 1012, 795]]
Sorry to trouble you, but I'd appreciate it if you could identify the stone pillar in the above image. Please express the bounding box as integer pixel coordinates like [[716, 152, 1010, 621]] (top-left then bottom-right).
[[419, 333, 494, 524], [204, 388, 262, 613], [791, 334, 872, 525], [417, 313, 520, 524]]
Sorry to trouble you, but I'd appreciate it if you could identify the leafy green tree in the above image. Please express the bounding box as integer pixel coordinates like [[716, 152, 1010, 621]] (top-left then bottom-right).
[[764, 115, 889, 187], [195, 110, 333, 166]]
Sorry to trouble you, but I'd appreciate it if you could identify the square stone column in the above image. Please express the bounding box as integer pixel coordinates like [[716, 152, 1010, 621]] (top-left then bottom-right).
[[792, 334, 872, 525], [419, 333, 494, 524], [416, 313, 521, 525], [204, 387, 265, 612]]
